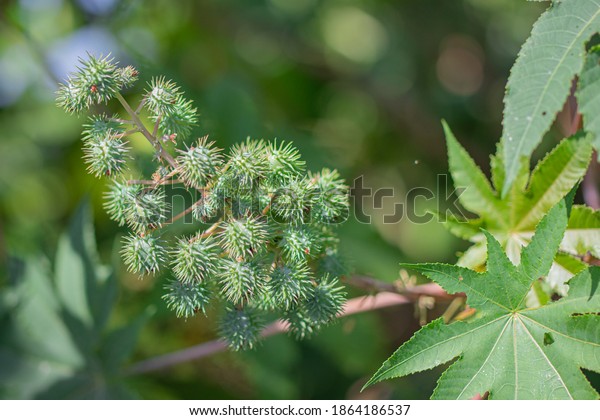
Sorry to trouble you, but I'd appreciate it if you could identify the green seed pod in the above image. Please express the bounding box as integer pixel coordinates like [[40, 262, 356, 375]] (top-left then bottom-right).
[[121, 233, 166, 274], [302, 275, 346, 325], [219, 217, 268, 260], [155, 96, 197, 140], [176, 136, 223, 188], [83, 130, 130, 177], [171, 236, 220, 283], [279, 225, 319, 262], [308, 168, 350, 224], [219, 305, 264, 350], [104, 180, 140, 225], [163, 279, 211, 318], [124, 188, 168, 232], [264, 141, 305, 184], [225, 139, 268, 187], [283, 308, 319, 340], [268, 177, 313, 225], [145, 76, 182, 115], [219, 258, 266, 305], [114, 65, 139, 89], [82, 114, 124, 142], [268, 263, 312, 311]]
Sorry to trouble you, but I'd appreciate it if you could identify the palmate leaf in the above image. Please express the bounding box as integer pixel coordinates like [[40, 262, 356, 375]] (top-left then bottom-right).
[[365, 201, 600, 399], [443, 124, 593, 296], [502, 0, 600, 193]]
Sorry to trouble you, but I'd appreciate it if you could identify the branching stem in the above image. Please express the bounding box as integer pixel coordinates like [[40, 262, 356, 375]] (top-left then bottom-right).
[[125, 282, 453, 375], [115, 92, 178, 169]]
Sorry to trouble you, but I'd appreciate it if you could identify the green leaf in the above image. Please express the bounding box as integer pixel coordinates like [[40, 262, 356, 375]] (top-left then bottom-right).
[[562, 205, 600, 258], [435, 211, 483, 241], [0, 203, 144, 399], [577, 46, 600, 157], [366, 201, 600, 399], [443, 121, 503, 224], [514, 133, 592, 230], [100, 307, 154, 372], [55, 202, 96, 329], [10, 258, 85, 367], [441, 124, 593, 295], [502, 0, 600, 193]]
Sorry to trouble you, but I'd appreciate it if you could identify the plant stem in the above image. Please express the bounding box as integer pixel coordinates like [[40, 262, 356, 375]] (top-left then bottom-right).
[[125, 282, 453, 375], [114, 92, 178, 169], [163, 198, 204, 226]]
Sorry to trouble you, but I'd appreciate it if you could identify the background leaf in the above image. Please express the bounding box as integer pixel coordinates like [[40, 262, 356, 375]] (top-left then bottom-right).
[[0, 203, 146, 399], [502, 0, 600, 193], [577, 45, 600, 155]]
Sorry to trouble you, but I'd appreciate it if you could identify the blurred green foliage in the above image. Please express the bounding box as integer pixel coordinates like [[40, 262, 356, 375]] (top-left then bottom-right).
[[0, 0, 549, 399]]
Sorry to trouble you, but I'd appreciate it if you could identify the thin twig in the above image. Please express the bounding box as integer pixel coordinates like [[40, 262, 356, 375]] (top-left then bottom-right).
[[126, 287, 451, 376], [162, 198, 204, 226], [135, 97, 147, 114], [152, 114, 162, 138], [115, 92, 178, 169]]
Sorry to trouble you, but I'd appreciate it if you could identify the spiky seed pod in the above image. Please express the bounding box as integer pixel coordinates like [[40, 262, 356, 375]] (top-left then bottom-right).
[[283, 308, 319, 340], [103, 180, 140, 225], [268, 177, 313, 225], [155, 96, 197, 140], [83, 130, 130, 177], [176, 136, 223, 188], [82, 114, 124, 142], [219, 259, 266, 305], [162, 279, 211, 318], [264, 141, 305, 185], [230, 192, 262, 219], [268, 263, 312, 311], [225, 139, 268, 187], [219, 305, 264, 350], [308, 168, 350, 224], [317, 248, 347, 278], [250, 283, 278, 311], [56, 54, 121, 114], [114, 65, 138, 89], [76, 54, 120, 104], [279, 226, 320, 262], [121, 233, 166, 274], [56, 80, 86, 114], [124, 188, 168, 232], [192, 192, 222, 222], [302, 275, 346, 325], [171, 236, 220, 283], [145, 77, 182, 115], [219, 217, 268, 260]]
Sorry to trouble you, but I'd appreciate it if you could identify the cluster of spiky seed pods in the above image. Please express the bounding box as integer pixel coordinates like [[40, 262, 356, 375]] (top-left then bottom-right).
[[57, 54, 349, 349]]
